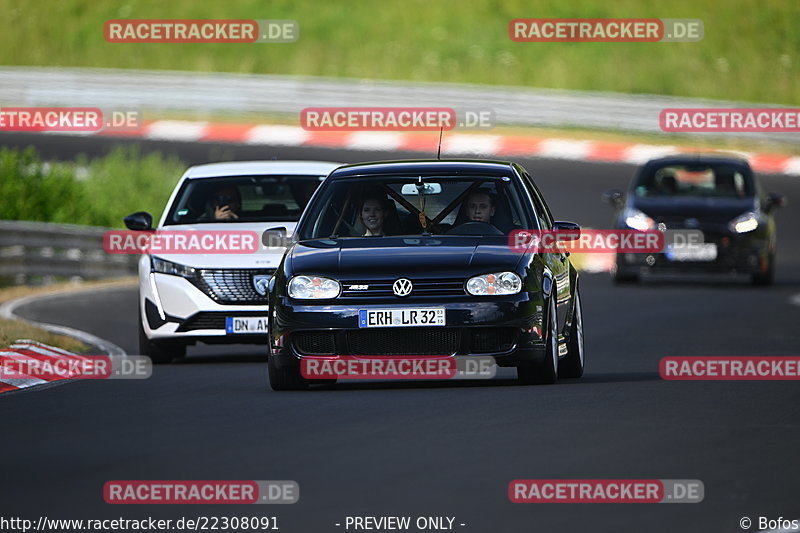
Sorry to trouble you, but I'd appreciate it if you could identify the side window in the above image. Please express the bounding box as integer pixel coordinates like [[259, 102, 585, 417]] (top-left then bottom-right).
[[522, 171, 553, 230]]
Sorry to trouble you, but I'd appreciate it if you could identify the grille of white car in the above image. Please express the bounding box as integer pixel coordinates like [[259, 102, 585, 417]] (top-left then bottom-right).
[[190, 269, 275, 305]]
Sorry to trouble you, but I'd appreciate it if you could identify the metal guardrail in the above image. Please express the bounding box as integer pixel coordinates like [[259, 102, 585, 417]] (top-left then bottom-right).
[[0, 66, 797, 144], [0, 220, 137, 285]]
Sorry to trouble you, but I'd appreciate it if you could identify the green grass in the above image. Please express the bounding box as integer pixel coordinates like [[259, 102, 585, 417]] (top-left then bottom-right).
[[1, 0, 798, 104], [0, 146, 184, 227]]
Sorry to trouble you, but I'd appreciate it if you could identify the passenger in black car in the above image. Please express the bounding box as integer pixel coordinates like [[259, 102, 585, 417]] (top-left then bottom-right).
[[359, 196, 391, 236]]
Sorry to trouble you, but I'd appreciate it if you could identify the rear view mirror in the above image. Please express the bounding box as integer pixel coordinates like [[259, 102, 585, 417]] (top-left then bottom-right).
[[601, 189, 624, 208], [401, 183, 442, 195], [124, 211, 153, 231]]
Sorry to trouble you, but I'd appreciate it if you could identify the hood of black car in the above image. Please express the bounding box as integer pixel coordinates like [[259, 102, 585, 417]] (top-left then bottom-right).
[[289, 236, 521, 278]]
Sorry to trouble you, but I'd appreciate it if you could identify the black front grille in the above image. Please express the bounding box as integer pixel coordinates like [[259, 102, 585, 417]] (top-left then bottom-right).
[[340, 278, 465, 298], [470, 328, 517, 354], [293, 331, 337, 355], [177, 311, 267, 332], [189, 269, 274, 305], [346, 328, 459, 356]]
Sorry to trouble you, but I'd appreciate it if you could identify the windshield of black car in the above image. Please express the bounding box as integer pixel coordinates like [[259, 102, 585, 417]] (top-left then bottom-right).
[[297, 175, 534, 239], [163, 175, 323, 225], [633, 164, 754, 199]]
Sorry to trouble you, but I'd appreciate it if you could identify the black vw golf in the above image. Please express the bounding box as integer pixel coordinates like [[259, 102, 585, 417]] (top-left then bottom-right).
[[267, 160, 584, 390]]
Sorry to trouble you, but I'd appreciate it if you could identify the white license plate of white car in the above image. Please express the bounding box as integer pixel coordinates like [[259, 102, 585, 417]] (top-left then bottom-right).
[[665, 243, 718, 262], [225, 317, 269, 334], [358, 308, 445, 328]]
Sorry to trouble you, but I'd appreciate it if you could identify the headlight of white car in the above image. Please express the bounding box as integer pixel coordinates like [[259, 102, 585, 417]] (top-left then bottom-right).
[[623, 207, 655, 231], [728, 211, 760, 233], [288, 276, 341, 299], [151, 257, 196, 278], [466, 272, 522, 296]]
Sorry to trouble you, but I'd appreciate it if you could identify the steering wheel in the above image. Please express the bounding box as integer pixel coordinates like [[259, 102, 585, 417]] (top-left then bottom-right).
[[445, 221, 504, 236]]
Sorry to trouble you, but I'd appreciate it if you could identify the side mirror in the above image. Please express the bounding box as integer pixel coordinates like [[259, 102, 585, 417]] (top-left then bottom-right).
[[766, 193, 787, 211], [601, 189, 624, 209], [552, 220, 581, 241], [124, 211, 153, 231], [262, 226, 288, 249]]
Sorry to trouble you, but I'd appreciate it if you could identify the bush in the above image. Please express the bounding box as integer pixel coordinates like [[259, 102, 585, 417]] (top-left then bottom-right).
[[0, 146, 185, 228]]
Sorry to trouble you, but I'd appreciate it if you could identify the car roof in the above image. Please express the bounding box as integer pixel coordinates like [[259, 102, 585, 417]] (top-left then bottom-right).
[[643, 153, 752, 169], [184, 160, 342, 179], [328, 159, 516, 178]]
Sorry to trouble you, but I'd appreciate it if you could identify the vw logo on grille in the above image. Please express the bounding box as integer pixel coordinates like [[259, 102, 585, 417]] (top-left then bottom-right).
[[392, 278, 413, 297], [253, 275, 271, 296]]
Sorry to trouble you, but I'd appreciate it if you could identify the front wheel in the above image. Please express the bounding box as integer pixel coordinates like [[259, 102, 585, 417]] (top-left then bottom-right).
[[268, 353, 309, 391], [558, 289, 585, 378], [752, 253, 775, 286], [138, 308, 184, 364], [517, 296, 558, 385]]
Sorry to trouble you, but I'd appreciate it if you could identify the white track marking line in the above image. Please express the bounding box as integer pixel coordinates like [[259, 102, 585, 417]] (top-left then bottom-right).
[[535, 139, 592, 160], [145, 120, 208, 141], [244, 125, 310, 145], [443, 134, 502, 155], [0, 289, 127, 357], [345, 131, 404, 151]]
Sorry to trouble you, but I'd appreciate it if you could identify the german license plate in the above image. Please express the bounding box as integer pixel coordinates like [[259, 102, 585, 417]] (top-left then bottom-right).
[[225, 317, 269, 334], [665, 243, 718, 262], [358, 308, 445, 328]]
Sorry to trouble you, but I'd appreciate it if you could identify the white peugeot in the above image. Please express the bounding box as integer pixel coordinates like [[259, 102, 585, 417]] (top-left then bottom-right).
[[124, 160, 342, 363]]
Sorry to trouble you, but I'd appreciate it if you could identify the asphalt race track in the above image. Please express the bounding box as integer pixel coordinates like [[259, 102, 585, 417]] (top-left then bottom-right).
[[2, 133, 800, 532]]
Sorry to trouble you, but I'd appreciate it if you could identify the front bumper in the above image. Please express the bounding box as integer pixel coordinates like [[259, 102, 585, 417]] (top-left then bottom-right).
[[141, 272, 270, 344], [617, 230, 771, 275], [269, 294, 547, 369]]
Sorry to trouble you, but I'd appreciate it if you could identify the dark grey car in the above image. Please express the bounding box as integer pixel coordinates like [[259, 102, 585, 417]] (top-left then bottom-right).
[[603, 155, 786, 285]]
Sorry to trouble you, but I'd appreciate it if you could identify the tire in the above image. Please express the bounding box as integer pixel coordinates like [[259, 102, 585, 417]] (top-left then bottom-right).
[[752, 253, 774, 286], [268, 353, 309, 391], [138, 308, 184, 364], [613, 256, 638, 284], [558, 289, 585, 379], [517, 296, 558, 385]]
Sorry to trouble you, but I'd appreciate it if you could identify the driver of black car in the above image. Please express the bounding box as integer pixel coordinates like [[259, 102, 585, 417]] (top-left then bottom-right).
[[466, 189, 496, 223], [447, 187, 505, 235]]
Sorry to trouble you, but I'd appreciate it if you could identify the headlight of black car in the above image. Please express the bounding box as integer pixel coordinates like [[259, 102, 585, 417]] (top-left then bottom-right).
[[466, 272, 522, 296], [288, 275, 341, 299]]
